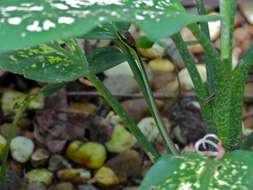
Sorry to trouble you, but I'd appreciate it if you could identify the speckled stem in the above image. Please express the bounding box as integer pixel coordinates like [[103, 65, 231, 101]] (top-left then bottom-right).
[[212, 0, 236, 150], [171, 33, 215, 132]]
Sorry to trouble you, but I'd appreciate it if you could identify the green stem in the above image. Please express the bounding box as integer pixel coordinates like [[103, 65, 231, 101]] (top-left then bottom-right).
[[0, 94, 38, 187], [189, 24, 220, 95], [195, 0, 210, 39], [87, 72, 159, 160], [117, 34, 179, 155], [209, 0, 237, 150], [220, 0, 236, 63], [71, 39, 159, 160], [172, 33, 215, 132], [229, 44, 253, 150]]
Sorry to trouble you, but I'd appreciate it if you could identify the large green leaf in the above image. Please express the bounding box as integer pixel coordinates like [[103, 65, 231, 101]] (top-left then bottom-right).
[[0, 44, 125, 83], [88, 46, 126, 73], [0, 43, 85, 83], [140, 151, 253, 190], [0, 0, 219, 52]]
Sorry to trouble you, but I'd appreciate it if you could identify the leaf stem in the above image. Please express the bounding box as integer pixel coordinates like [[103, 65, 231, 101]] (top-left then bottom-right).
[[117, 35, 179, 155], [195, 0, 210, 39], [0, 94, 38, 187], [71, 39, 159, 160], [171, 33, 215, 132], [220, 0, 236, 64], [86, 72, 159, 160]]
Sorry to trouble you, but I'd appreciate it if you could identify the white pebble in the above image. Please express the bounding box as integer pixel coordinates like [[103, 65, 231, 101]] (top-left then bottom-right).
[[11, 136, 34, 163]]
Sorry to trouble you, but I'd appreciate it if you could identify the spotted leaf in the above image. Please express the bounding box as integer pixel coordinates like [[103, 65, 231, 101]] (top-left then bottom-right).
[[0, 0, 219, 52], [0, 43, 125, 83], [140, 150, 253, 190]]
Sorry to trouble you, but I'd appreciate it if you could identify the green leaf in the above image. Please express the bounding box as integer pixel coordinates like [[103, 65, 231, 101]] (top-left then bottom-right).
[[0, 43, 125, 83], [137, 36, 154, 49], [0, 43, 85, 83], [41, 83, 66, 96], [88, 46, 126, 74], [82, 23, 130, 40], [140, 150, 253, 189], [0, 0, 219, 52]]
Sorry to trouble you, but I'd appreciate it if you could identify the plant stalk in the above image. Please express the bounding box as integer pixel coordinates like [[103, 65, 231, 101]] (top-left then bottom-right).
[[211, 0, 237, 150], [0, 94, 38, 187], [86, 72, 159, 160], [71, 39, 159, 160], [117, 34, 179, 155], [172, 33, 215, 132]]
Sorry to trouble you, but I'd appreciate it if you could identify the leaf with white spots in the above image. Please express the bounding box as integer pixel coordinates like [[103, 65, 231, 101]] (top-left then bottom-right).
[[140, 150, 253, 190], [0, 43, 125, 83], [0, 0, 219, 52]]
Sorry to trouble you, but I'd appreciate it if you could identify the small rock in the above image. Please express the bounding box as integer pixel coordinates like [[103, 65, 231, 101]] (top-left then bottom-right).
[[104, 61, 133, 77], [0, 134, 6, 159], [148, 58, 175, 72], [77, 184, 98, 190], [139, 43, 165, 59], [94, 166, 120, 186], [179, 64, 207, 90], [137, 117, 161, 142], [239, 0, 253, 25], [106, 111, 123, 126], [2, 170, 23, 190], [152, 72, 176, 90], [57, 168, 91, 185], [25, 169, 53, 187], [1, 90, 44, 114], [106, 150, 143, 182], [181, 28, 203, 54], [66, 141, 106, 169], [69, 102, 97, 113], [103, 75, 138, 94], [106, 124, 137, 153], [162, 80, 179, 92], [55, 182, 74, 190], [25, 182, 47, 190], [10, 136, 34, 163], [31, 148, 50, 167], [122, 99, 164, 122], [208, 13, 221, 41], [48, 154, 71, 172]]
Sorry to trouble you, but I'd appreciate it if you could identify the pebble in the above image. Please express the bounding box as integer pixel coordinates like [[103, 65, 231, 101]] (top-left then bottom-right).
[[57, 168, 91, 185], [55, 182, 74, 190], [139, 43, 165, 59], [94, 166, 120, 186], [239, 1, 253, 25], [1, 90, 44, 114], [148, 58, 175, 72], [25, 169, 53, 187], [48, 154, 71, 172], [208, 13, 221, 41], [25, 182, 47, 190], [78, 184, 98, 190], [10, 136, 34, 163], [66, 141, 106, 169], [106, 124, 137, 153], [137, 117, 161, 142], [179, 64, 207, 90], [31, 148, 50, 167], [104, 61, 133, 77]]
